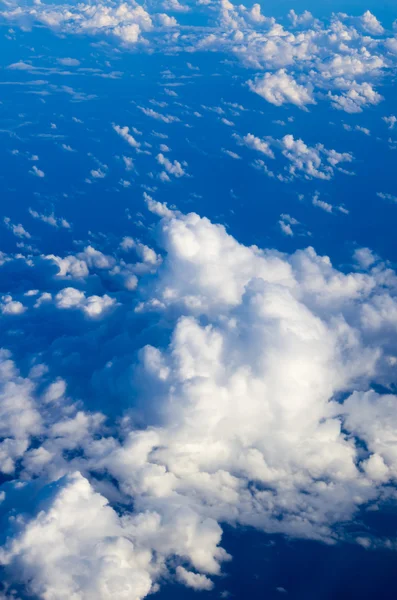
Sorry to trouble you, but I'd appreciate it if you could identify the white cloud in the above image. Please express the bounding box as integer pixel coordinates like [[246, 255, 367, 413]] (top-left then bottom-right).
[[90, 168, 107, 179], [163, 0, 190, 13], [30, 165, 45, 178], [55, 287, 116, 318], [248, 69, 315, 108], [29, 208, 71, 229], [3, 2, 397, 116], [57, 57, 80, 66], [61, 143, 76, 152], [2, 1, 157, 45], [234, 133, 274, 158], [360, 10, 384, 36], [237, 133, 353, 181], [0, 473, 155, 600], [279, 214, 299, 236], [156, 153, 187, 179], [1, 296, 27, 315], [377, 192, 397, 203], [139, 107, 180, 123], [1, 205, 397, 597], [176, 566, 214, 590], [328, 81, 383, 113], [354, 248, 378, 270], [4, 217, 31, 239], [113, 124, 141, 148], [123, 156, 134, 170], [45, 254, 89, 278], [383, 115, 397, 129], [312, 194, 333, 213]]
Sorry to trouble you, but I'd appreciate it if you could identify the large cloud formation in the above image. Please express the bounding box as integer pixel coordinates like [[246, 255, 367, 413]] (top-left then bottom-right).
[[2, 0, 396, 112], [0, 198, 397, 598]]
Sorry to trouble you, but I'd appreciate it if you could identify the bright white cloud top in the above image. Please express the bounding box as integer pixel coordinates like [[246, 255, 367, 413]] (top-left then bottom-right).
[[0, 199, 397, 597]]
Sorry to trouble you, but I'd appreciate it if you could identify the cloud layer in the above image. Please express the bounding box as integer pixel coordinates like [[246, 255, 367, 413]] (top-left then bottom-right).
[[0, 199, 397, 597]]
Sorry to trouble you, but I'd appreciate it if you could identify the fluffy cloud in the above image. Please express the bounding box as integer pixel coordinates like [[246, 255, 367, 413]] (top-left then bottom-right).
[[1, 203, 397, 597], [55, 287, 116, 318], [29, 208, 71, 229], [2, 2, 395, 113], [328, 81, 383, 113], [1, 1, 164, 45], [0, 473, 155, 600], [248, 69, 315, 108], [113, 124, 141, 148], [235, 132, 353, 180], [156, 153, 187, 181], [360, 10, 384, 35]]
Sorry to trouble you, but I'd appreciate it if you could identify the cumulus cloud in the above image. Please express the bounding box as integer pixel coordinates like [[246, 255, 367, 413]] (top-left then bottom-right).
[[113, 124, 141, 148], [1, 296, 27, 316], [248, 69, 315, 108], [234, 133, 274, 158], [0, 472, 155, 600], [156, 153, 187, 180], [139, 107, 180, 123], [383, 115, 397, 129], [235, 132, 353, 181], [1, 1, 161, 45], [55, 287, 116, 318], [2, 2, 396, 115], [1, 203, 397, 597], [0, 2, 397, 597], [377, 192, 397, 203], [328, 81, 383, 113], [360, 10, 384, 36], [29, 165, 45, 178], [29, 208, 71, 229], [4, 217, 31, 239]]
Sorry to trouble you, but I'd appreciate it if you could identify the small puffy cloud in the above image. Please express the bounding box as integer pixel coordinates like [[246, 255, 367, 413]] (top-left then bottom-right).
[[248, 69, 315, 108], [312, 194, 333, 213], [29, 208, 71, 229], [377, 192, 397, 203], [280, 134, 353, 180], [279, 214, 299, 236], [4, 217, 31, 239], [176, 566, 214, 590], [43, 378, 67, 403], [57, 57, 81, 66], [30, 165, 45, 178], [164, 88, 178, 97], [222, 149, 241, 159], [139, 107, 180, 123], [234, 133, 274, 158], [354, 248, 378, 270], [90, 168, 107, 179], [288, 9, 314, 27], [163, 0, 190, 13], [157, 153, 187, 179], [123, 156, 134, 170], [242, 133, 353, 181], [55, 287, 116, 318], [1, 296, 27, 315], [360, 10, 384, 35], [383, 115, 397, 129], [113, 124, 141, 148], [45, 254, 89, 278], [329, 81, 383, 114], [157, 13, 178, 27]]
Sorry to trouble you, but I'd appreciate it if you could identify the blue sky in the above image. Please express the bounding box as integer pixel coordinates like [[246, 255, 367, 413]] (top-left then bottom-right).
[[0, 1, 397, 599]]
